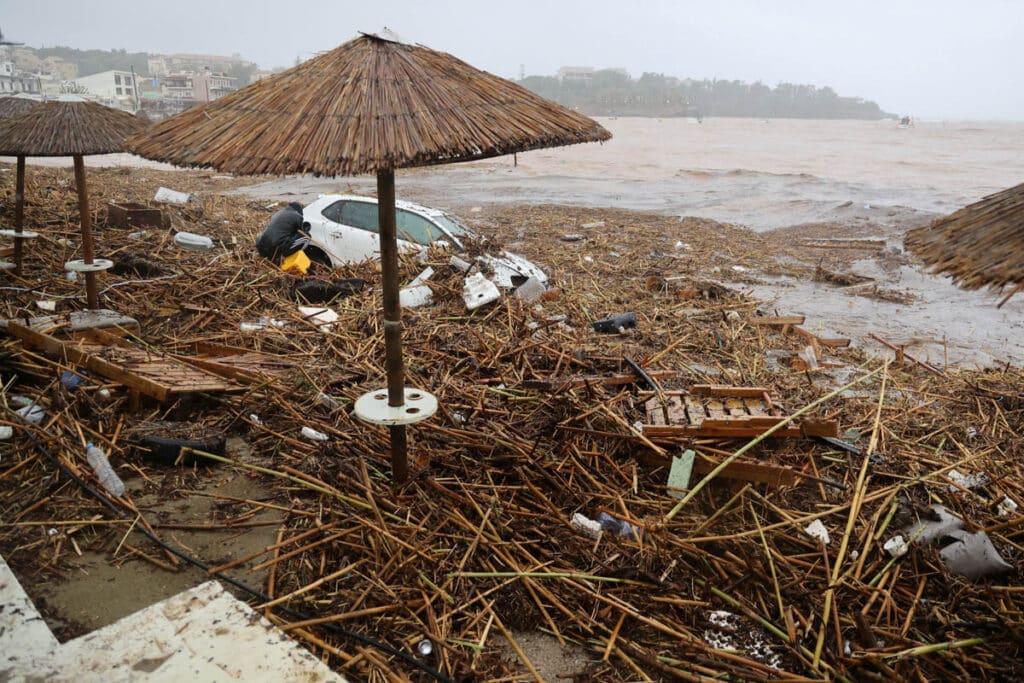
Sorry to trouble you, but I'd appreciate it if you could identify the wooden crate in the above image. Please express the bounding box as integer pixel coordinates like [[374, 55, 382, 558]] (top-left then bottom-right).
[[642, 384, 837, 439], [107, 201, 163, 230]]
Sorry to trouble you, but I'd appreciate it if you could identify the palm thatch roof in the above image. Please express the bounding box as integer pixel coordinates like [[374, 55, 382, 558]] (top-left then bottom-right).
[[0, 97, 37, 119], [905, 182, 1024, 302], [126, 33, 610, 176], [0, 100, 147, 157]]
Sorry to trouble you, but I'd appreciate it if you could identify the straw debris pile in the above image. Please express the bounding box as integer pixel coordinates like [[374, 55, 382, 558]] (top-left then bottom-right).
[[1, 164, 1022, 681]]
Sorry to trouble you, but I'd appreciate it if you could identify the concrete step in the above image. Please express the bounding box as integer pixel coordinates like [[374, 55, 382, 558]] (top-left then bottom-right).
[[1, 554, 346, 682]]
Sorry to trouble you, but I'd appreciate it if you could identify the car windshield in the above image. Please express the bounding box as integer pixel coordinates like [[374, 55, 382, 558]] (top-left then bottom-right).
[[433, 214, 473, 237]]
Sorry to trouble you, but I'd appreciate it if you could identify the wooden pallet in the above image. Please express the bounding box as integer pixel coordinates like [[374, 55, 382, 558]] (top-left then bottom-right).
[[174, 341, 297, 383], [642, 384, 837, 439], [8, 323, 246, 403]]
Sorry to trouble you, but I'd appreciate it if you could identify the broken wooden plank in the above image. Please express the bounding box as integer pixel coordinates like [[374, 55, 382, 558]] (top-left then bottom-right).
[[636, 449, 799, 487], [791, 326, 851, 348], [749, 315, 805, 327], [524, 370, 676, 392], [691, 384, 773, 398], [7, 321, 246, 403]]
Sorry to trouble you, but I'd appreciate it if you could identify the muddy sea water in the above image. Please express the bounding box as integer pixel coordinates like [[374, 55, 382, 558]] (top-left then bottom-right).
[[13, 118, 1024, 366], [234, 117, 1024, 368]]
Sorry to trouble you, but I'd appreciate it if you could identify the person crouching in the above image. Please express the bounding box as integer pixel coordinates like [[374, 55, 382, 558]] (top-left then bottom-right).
[[257, 202, 310, 263]]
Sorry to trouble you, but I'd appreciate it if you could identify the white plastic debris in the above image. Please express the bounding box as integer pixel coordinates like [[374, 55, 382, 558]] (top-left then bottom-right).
[[35, 300, 57, 312], [249, 414, 263, 426], [570, 512, 603, 539], [905, 504, 1013, 580], [15, 404, 46, 425], [939, 529, 1013, 580], [883, 535, 909, 558], [724, 310, 741, 322], [448, 255, 472, 272], [947, 469, 990, 491], [560, 234, 585, 242], [804, 519, 831, 545], [400, 267, 435, 308], [998, 496, 1019, 518], [582, 256, 594, 263], [581, 221, 605, 229], [154, 187, 197, 204], [240, 316, 288, 332], [128, 230, 148, 239], [463, 272, 501, 311], [298, 306, 339, 330], [316, 392, 341, 411], [174, 231, 214, 251], [731, 265, 748, 273], [0, 426, 13, 440], [301, 426, 329, 442], [514, 276, 546, 304], [799, 345, 820, 370], [906, 505, 963, 544]]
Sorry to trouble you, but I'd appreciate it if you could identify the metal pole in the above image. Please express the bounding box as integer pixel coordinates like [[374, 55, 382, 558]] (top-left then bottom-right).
[[73, 155, 99, 309], [13, 155, 24, 275], [377, 168, 408, 484]]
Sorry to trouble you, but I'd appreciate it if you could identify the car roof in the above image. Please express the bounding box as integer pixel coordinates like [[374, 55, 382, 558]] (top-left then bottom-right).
[[315, 194, 445, 218]]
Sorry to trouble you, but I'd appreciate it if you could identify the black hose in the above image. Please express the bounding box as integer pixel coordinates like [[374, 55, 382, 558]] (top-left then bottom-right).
[[27, 436, 454, 683]]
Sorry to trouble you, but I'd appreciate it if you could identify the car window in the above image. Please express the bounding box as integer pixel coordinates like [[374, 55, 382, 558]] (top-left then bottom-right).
[[321, 200, 345, 224], [434, 214, 471, 237], [396, 209, 446, 245], [339, 201, 380, 233]]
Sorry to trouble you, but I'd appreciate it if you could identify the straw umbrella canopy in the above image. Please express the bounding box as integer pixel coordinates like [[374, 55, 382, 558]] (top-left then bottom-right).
[[0, 97, 40, 275], [127, 31, 610, 484], [0, 100, 147, 303], [905, 181, 1024, 305], [0, 97, 37, 119]]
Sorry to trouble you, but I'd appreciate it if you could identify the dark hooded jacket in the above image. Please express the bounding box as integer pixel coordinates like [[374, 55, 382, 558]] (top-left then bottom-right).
[[256, 202, 307, 260]]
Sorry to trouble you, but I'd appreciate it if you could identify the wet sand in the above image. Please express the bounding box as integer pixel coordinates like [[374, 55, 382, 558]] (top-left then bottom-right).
[[232, 117, 1024, 367]]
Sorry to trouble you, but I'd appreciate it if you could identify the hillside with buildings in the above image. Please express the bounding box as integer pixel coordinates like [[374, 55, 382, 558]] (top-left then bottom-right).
[[521, 67, 893, 119], [0, 45, 274, 117]]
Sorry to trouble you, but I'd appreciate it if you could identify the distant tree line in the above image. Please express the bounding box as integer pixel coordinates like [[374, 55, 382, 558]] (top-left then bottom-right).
[[27, 46, 258, 85], [519, 70, 893, 119], [33, 46, 154, 78]]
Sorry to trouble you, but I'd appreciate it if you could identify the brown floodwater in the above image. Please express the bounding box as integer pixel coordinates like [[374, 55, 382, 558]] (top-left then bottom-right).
[[12, 117, 1024, 366], [231, 117, 1024, 367]]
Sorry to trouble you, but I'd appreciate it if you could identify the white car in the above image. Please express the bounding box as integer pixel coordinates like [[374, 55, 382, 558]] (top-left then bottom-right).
[[303, 195, 547, 289]]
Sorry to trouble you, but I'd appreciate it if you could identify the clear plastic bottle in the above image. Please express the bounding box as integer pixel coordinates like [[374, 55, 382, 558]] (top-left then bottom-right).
[[86, 443, 125, 496]]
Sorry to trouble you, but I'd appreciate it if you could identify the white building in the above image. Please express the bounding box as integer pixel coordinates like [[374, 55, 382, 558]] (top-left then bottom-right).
[[69, 70, 138, 111], [0, 59, 40, 94]]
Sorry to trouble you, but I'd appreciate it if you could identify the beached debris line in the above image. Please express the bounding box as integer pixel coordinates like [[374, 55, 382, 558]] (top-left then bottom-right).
[[0, 164, 1021, 681]]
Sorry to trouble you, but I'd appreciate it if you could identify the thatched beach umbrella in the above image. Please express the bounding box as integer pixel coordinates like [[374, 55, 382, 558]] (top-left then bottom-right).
[[0, 100, 146, 304], [905, 182, 1024, 305], [0, 96, 40, 275], [127, 31, 610, 484]]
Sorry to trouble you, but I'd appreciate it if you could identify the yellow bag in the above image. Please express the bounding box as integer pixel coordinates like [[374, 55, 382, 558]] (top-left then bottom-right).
[[281, 250, 311, 275]]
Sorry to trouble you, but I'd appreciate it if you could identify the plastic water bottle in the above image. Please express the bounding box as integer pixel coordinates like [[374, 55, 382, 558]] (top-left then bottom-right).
[[86, 443, 125, 496]]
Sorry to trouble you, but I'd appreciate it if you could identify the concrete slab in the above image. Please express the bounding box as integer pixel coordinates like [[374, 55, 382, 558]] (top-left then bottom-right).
[[0, 554, 345, 682]]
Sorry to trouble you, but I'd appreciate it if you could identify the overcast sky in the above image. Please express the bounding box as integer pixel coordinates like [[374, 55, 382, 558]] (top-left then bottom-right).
[[3, 0, 1021, 119]]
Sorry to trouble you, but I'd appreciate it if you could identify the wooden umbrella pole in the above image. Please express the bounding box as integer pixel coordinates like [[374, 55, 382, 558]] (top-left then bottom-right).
[[14, 155, 25, 275], [377, 168, 409, 484], [73, 155, 99, 309]]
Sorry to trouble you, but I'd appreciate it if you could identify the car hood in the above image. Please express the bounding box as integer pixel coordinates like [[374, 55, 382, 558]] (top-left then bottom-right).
[[477, 251, 548, 289]]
